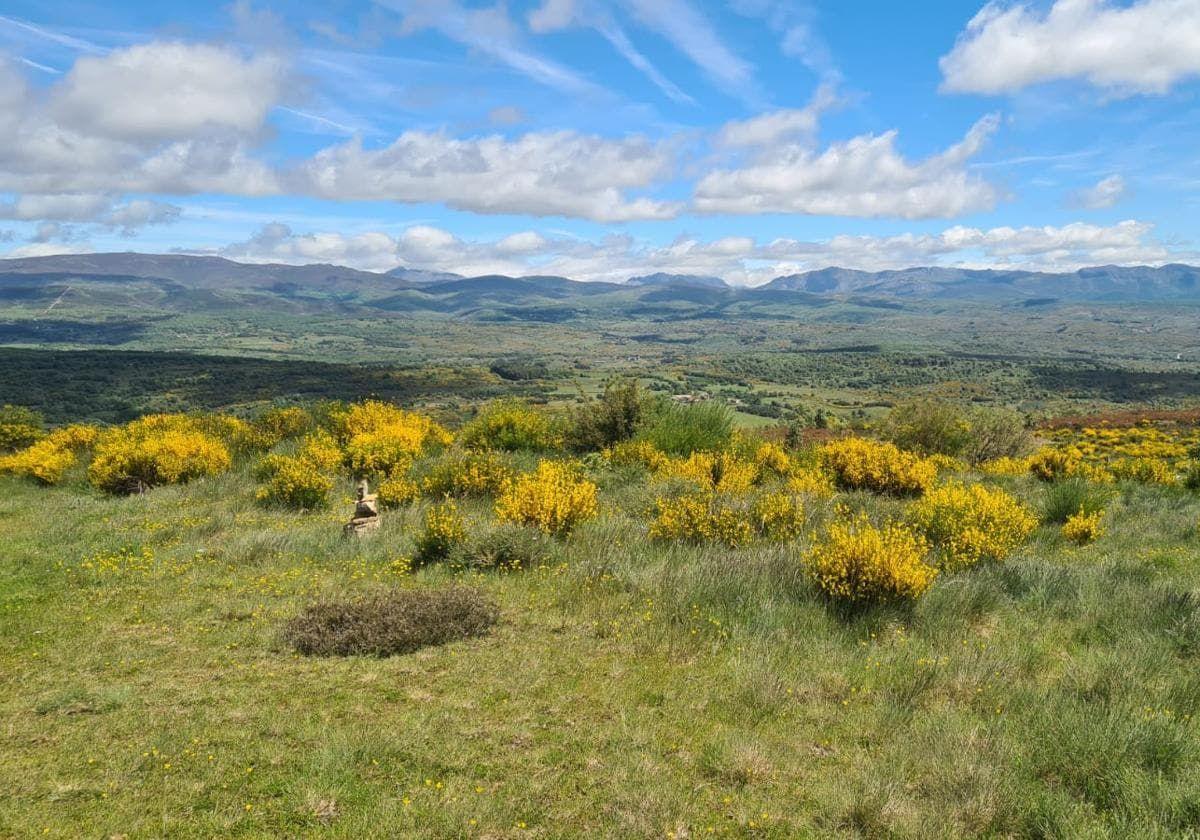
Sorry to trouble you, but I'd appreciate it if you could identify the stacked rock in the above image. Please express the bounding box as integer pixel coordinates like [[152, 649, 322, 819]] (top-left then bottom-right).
[[343, 479, 380, 536]]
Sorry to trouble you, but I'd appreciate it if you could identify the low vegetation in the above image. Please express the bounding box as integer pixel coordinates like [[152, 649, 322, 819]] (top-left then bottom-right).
[[281, 588, 498, 657], [4, 395, 1200, 836]]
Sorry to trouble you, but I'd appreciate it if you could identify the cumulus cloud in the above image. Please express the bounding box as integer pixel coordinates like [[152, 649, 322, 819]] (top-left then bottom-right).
[[290, 129, 682, 221], [0, 193, 181, 233], [1070, 174, 1128, 209], [49, 42, 285, 142], [695, 114, 1001, 218], [0, 41, 678, 224], [220, 222, 403, 272], [0, 46, 282, 200], [715, 83, 838, 147], [940, 0, 1200, 95], [213, 218, 1181, 286]]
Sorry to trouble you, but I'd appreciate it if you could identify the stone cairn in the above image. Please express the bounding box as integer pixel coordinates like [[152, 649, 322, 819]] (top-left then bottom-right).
[[343, 478, 380, 537]]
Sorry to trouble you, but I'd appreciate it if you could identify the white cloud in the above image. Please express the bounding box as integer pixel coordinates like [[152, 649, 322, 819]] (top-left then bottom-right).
[[0, 193, 111, 221], [0, 43, 674, 223], [1071, 174, 1128, 209], [49, 42, 286, 142], [940, 0, 1200, 95], [220, 222, 402, 272], [4, 240, 94, 258], [0, 47, 281, 201], [0, 193, 181, 232], [695, 114, 1001, 219], [211, 218, 1182, 286], [496, 231, 548, 253], [290, 129, 681, 221], [715, 83, 837, 147]]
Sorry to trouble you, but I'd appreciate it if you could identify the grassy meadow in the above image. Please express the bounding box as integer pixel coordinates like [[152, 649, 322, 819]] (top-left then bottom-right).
[[3, 398, 1200, 838]]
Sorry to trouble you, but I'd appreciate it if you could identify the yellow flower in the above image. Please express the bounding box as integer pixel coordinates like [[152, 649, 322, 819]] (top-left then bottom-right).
[[909, 481, 1036, 571], [88, 415, 231, 494], [495, 460, 598, 536], [820, 437, 936, 496], [806, 513, 936, 602], [1062, 507, 1105, 545]]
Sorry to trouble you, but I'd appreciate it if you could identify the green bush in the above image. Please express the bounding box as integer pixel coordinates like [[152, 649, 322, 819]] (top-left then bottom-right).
[[458, 400, 563, 452], [566, 378, 647, 452], [964, 407, 1034, 464], [282, 587, 498, 657], [465, 524, 551, 570], [1041, 478, 1109, 524], [636, 400, 734, 456], [880, 399, 1032, 464], [879, 399, 972, 458], [1184, 462, 1200, 491]]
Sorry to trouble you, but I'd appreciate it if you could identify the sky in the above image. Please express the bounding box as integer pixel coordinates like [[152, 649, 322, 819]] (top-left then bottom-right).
[[0, 0, 1198, 285]]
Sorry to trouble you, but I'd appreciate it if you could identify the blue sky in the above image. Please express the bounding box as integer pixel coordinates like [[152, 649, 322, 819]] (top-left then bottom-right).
[[0, 0, 1197, 284]]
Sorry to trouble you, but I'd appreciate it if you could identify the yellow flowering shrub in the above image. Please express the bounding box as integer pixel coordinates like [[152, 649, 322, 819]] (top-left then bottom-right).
[[459, 400, 563, 452], [414, 500, 467, 564], [335, 400, 452, 476], [604, 439, 670, 472], [495, 460, 598, 536], [377, 474, 420, 509], [255, 456, 334, 509], [786, 466, 836, 498], [659, 451, 758, 493], [648, 493, 754, 547], [193, 414, 269, 453], [89, 415, 231, 494], [1062, 508, 1105, 545], [0, 423, 96, 485], [422, 451, 514, 498], [806, 514, 936, 602], [1028, 447, 1082, 482], [1109, 457, 1175, 485], [295, 430, 344, 472], [980, 455, 1033, 476], [909, 482, 1037, 571], [753, 442, 792, 478], [255, 431, 344, 509], [253, 406, 312, 446], [820, 437, 936, 496], [751, 491, 805, 542], [928, 453, 968, 474]]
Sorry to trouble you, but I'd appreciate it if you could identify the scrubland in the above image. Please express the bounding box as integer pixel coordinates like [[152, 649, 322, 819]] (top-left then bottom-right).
[[3, 394, 1200, 838]]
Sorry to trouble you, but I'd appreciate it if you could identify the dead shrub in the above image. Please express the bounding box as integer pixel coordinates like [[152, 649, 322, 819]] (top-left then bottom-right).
[[282, 587, 498, 657]]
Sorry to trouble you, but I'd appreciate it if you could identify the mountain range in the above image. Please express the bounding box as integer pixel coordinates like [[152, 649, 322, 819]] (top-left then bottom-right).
[[1, 253, 1199, 323]]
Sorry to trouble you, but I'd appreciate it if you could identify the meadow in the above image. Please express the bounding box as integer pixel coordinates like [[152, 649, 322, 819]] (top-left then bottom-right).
[[3, 393, 1200, 838]]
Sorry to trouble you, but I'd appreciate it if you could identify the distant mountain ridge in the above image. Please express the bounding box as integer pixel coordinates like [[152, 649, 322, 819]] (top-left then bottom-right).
[[764, 264, 1200, 301], [2, 253, 1199, 307], [626, 272, 729, 289]]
